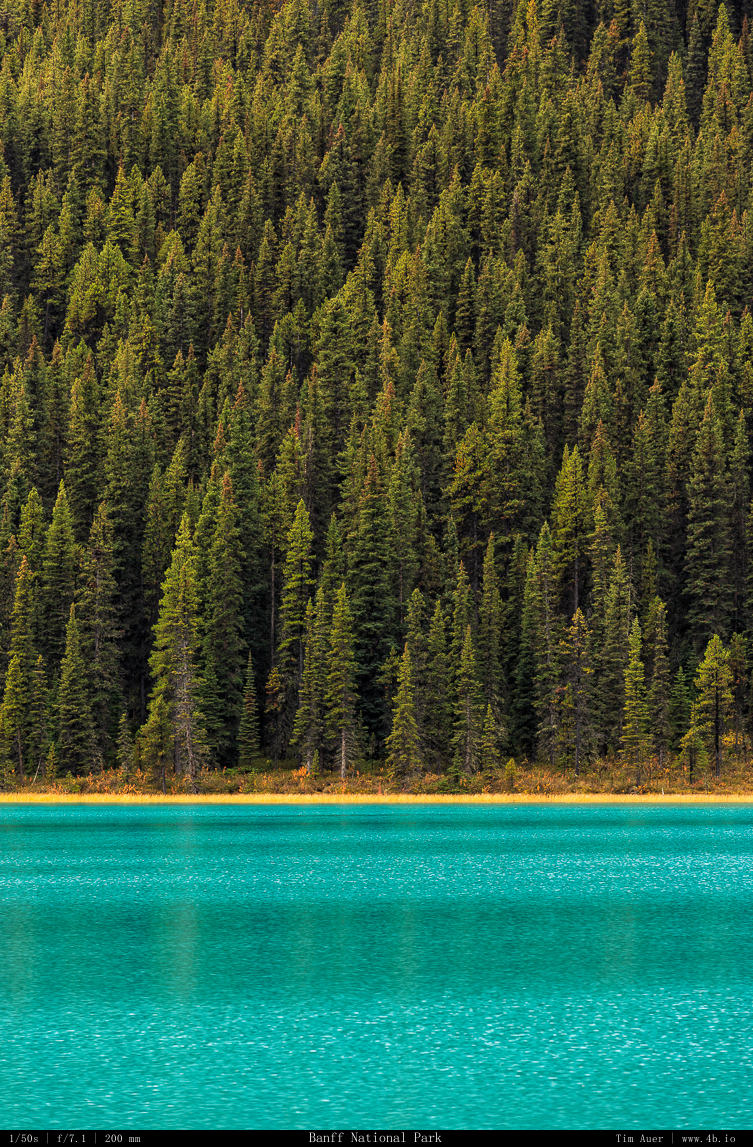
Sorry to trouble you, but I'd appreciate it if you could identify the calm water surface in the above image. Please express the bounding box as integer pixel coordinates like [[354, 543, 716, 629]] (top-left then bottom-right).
[[0, 803, 752, 1129]]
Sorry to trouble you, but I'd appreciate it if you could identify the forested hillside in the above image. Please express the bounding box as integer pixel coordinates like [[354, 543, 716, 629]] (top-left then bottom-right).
[[0, 0, 750, 786]]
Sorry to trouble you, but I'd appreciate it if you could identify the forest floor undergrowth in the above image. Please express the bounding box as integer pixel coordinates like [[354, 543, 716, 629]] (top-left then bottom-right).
[[2, 756, 753, 799]]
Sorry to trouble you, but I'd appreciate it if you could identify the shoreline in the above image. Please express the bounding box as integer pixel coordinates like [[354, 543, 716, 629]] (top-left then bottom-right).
[[2, 792, 753, 804]]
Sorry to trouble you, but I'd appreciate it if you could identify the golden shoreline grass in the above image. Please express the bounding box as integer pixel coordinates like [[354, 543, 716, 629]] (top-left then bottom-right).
[[2, 792, 753, 804]]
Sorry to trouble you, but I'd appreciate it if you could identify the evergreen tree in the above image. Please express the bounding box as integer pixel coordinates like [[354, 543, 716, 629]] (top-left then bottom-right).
[[78, 503, 122, 765], [692, 634, 733, 779], [645, 596, 672, 767], [452, 625, 484, 777], [621, 618, 649, 781], [558, 607, 594, 777], [523, 523, 562, 767], [141, 514, 207, 786], [41, 480, 77, 670], [238, 651, 261, 770], [478, 533, 503, 713], [423, 599, 453, 771], [56, 604, 96, 775], [686, 392, 732, 651], [199, 472, 246, 765], [480, 703, 502, 774], [386, 644, 422, 782], [276, 497, 315, 738], [291, 593, 327, 773], [326, 582, 359, 779]]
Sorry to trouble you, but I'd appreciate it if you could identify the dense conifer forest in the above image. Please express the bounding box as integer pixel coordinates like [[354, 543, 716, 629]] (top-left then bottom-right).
[[0, 0, 751, 789]]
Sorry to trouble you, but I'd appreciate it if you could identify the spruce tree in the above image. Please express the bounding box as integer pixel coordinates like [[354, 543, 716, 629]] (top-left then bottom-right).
[[692, 634, 733, 779], [621, 618, 649, 782], [0, 655, 30, 781], [558, 608, 594, 777], [386, 644, 422, 782], [478, 533, 503, 713], [452, 625, 484, 777], [595, 546, 633, 756], [423, 599, 453, 772], [291, 594, 327, 773], [645, 596, 672, 767], [56, 604, 96, 775], [480, 703, 502, 774], [523, 523, 562, 767], [238, 651, 260, 770], [141, 514, 207, 786], [78, 502, 121, 765], [276, 497, 315, 738], [686, 392, 732, 652], [326, 582, 359, 780], [41, 480, 77, 670], [199, 472, 246, 765]]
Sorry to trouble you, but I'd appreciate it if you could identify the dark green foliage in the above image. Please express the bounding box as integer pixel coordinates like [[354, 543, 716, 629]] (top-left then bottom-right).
[[291, 592, 327, 772], [326, 582, 359, 779], [78, 502, 122, 764], [56, 604, 96, 775], [238, 652, 261, 770], [685, 392, 732, 651], [276, 497, 315, 740], [558, 608, 594, 776], [199, 472, 246, 765], [621, 618, 649, 779], [41, 480, 77, 670], [452, 625, 484, 777], [0, 0, 749, 780], [140, 514, 207, 785], [386, 645, 422, 782]]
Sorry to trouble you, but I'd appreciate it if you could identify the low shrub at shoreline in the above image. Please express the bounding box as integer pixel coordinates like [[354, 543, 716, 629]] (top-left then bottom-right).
[[3, 754, 753, 799]]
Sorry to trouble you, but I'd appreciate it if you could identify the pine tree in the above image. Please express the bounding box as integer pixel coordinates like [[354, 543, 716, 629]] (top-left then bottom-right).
[[452, 625, 484, 777], [199, 472, 246, 765], [424, 599, 453, 772], [621, 618, 649, 782], [386, 644, 422, 782], [326, 582, 359, 780], [238, 651, 260, 770], [17, 487, 46, 574], [692, 634, 733, 780], [291, 593, 327, 773], [523, 523, 562, 767], [78, 503, 121, 765], [686, 393, 732, 652], [0, 655, 30, 781], [56, 604, 96, 775], [550, 444, 588, 615], [41, 480, 77, 670], [349, 458, 396, 750], [478, 533, 503, 712], [65, 355, 100, 540], [558, 608, 594, 777], [141, 514, 207, 786], [479, 703, 502, 773], [645, 596, 672, 768], [116, 712, 135, 773], [276, 497, 315, 738]]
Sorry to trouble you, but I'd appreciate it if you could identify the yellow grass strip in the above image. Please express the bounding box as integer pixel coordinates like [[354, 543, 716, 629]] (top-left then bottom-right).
[[2, 792, 753, 804]]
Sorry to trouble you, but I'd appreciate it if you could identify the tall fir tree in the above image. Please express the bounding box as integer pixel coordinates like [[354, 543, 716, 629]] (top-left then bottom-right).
[[56, 604, 96, 775], [386, 644, 422, 782], [141, 514, 207, 786], [326, 582, 359, 779]]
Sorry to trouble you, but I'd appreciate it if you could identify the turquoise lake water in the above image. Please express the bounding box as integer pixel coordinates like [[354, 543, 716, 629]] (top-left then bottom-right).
[[0, 803, 752, 1130]]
